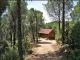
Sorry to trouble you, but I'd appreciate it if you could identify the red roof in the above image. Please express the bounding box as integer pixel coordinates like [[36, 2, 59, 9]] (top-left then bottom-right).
[[38, 29, 53, 34]]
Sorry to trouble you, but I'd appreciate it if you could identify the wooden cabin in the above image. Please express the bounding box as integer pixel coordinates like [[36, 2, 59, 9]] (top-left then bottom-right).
[[38, 29, 55, 39]]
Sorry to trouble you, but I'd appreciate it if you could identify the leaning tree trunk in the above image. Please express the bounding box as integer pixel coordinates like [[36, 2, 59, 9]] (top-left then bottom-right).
[[62, 0, 65, 44], [17, 0, 23, 60]]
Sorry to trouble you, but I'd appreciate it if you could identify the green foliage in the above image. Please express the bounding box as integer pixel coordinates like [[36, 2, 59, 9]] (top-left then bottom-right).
[[0, 0, 32, 60], [44, 22, 58, 31], [64, 22, 80, 60], [27, 8, 43, 42], [62, 0, 80, 56], [67, 49, 80, 60], [70, 0, 80, 21], [23, 35, 32, 54], [27, 8, 43, 27], [0, 40, 19, 60], [2, 47, 19, 60], [44, 0, 73, 20], [69, 22, 80, 48]]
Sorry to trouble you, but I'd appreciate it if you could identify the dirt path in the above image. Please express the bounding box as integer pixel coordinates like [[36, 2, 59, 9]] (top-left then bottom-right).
[[33, 38, 60, 54], [25, 38, 62, 60]]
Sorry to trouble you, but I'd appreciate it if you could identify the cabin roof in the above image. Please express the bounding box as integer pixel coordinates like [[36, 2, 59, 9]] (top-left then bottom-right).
[[38, 29, 53, 34]]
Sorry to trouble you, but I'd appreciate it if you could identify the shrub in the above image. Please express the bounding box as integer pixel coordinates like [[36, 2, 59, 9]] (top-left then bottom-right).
[[69, 22, 80, 49], [65, 22, 80, 60], [2, 47, 19, 60], [23, 35, 32, 54]]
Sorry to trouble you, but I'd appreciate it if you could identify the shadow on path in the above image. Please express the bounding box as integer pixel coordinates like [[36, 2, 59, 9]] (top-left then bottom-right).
[[29, 48, 67, 60], [38, 41, 51, 44], [25, 38, 68, 60], [25, 47, 69, 60]]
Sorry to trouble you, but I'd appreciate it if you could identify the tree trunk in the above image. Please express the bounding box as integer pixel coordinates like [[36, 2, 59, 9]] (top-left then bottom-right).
[[35, 15, 38, 43], [13, 20, 16, 45], [17, 0, 23, 60], [9, 21, 13, 46], [58, 0, 61, 32], [62, 0, 65, 44], [30, 20, 35, 43], [0, 17, 1, 59], [11, 10, 16, 46]]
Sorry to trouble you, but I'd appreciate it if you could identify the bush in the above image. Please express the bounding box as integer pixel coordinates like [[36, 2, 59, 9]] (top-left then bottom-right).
[[65, 22, 80, 60], [68, 49, 80, 60], [69, 22, 80, 49], [1, 47, 19, 60], [23, 35, 32, 54]]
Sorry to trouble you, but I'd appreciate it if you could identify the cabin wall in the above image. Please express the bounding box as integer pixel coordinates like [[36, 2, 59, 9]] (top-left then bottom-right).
[[39, 31, 55, 39]]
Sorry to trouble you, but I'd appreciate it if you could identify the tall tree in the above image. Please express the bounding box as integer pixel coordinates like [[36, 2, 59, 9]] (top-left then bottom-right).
[[35, 11, 43, 42], [17, 0, 23, 60], [44, 0, 61, 32], [8, 0, 28, 46], [8, 0, 18, 46], [57, 0, 61, 39], [27, 8, 43, 43], [27, 8, 36, 43], [0, 0, 8, 59], [34, 11, 38, 42], [0, 0, 8, 41], [44, 0, 73, 43], [62, 0, 65, 44]]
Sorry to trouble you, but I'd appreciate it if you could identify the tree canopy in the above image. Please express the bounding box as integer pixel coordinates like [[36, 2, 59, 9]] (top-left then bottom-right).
[[44, 0, 73, 20], [70, 0, 80, 21]]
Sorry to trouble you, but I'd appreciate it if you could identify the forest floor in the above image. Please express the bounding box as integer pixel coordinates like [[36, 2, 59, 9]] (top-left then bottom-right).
[[25, 38, 66, 60]]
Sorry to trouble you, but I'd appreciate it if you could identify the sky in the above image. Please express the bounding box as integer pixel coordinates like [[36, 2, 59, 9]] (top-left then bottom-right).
[[27, 1, 78, 23]]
